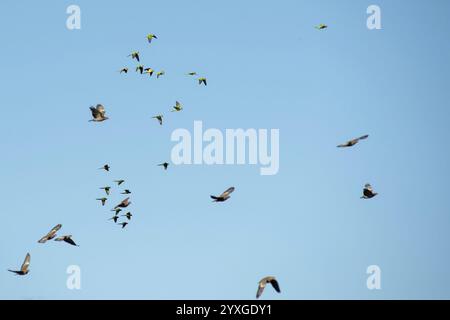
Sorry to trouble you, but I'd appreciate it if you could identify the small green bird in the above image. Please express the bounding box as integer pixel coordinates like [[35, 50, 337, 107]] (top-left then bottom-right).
[[100, 186, 111, 196], [136, 65, 144, 74], [198, 77, 207, 86], [109, 216, 119, 223], [152, 115, 163, 125], [158, 162, 169, 170], [171, 101, 183, 112], [114, 180, 125, 186], [315, 24, 328, 30], [121, 189, 131, 195], [111, 208, 122, 215], [119, 68, 128, 74], [147, 34, 158, 43], [144, 68, 154, 76], [187, 72, 197, 76], [99, 164, 110, 172], [118, 222, 128, 229], [121, 212, 133, 221], [156, 70, 165, 78], [97, 198, 107, 206], [128, 51, 140, 62]]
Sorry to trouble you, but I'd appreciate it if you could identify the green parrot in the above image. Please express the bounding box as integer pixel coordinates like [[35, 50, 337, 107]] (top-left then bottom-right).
[[128, 51, 140, 62], [119, 68, 128, 74], [315, 24, 328, 30], [152, 115, 163, 126], [144, 68, 154, 76], [156, 70, 165, 78], [171, 101, 183, 112], [198, 77, 207, 86], [147, 34, 158, 43]]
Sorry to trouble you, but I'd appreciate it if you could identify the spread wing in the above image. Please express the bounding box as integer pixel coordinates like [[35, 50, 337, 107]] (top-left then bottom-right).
[[256, 282, 266, 299], [358, 134, 369, 141], [64, 237, 78, 247], [270, 279, 281, 293], [90, 106, 100, 119], [220, 187, 235, 198], [21, 253, 31, 273], [38, 224, 62, 243]]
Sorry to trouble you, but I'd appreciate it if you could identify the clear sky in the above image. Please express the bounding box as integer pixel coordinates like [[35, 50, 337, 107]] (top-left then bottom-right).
[[1, 0, 450, 300]]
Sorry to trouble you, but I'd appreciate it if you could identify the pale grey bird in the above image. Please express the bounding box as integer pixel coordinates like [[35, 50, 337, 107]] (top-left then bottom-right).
[[361, 184, 378, 199], [55, 235, 79, 247], [211, 187, 235, 202], [38, 224, 62, 243], [89, 104, 109, 122], [337, 135, 369, 148], [8, 253, 31, 276], [256, 276, 281, 299]]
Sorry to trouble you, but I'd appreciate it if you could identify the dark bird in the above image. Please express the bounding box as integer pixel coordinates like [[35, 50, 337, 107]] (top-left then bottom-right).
[[256, 276, 281, 299], [99, 164, 110, 172], [315, 24, 328, 30], [97, 198, 107, 206], [144, 68, 154, 76], [187, 72, 197, 76], [119, 68, 128, 74], [118, 222, 128, 229], [89, 104, 109, 122], [115, 197, 131, 209], [198, 77, 207, 86], [122, 212, 133, 220], [114, 180, 125, 186], [111, 208, 122, 215], [147, 34, 158, 43], [8, 253, 31, 276], [109, 216, 119, 223], [337, 135, 369, 148], [171, 101, 183, 112], [121, 189, 131, 195], [55, 235, 79, 247], [136, 65, 144, 74], [128, 51, 140, 62], [361, 184, 378, 199], [158, 162, 169, 170], [211, 187, 235, 202], [100, 186, 111, 195], [38, 224, 62, 243], [152, 115, 163, 125]]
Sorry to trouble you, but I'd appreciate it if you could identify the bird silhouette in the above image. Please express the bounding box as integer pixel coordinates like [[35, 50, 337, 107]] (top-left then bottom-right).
[[114, 180, 125, 186], [97, 198, 107, 206], [187, 72, 197, 76], [144, 68, 154, 76], [128, 51, 140, 62], [109, 216, 119, 223], [55, 235, 79, 247], [361, 184, 378, 199], [211, 187, 235, 202], [99, 164, 110, 172], [136, 65, 144, 74], [100, 186, 111, 196], [121, 212, 133, 221], [38, 224, 62, 243], [198, 77, 207, 86], [114, 197, 131, 209], [156, 70, 165, 78], [171, 101, 183, 112], [315, 24, 328, 30], [337, 135, 369, 148], [89, 104, 109, 122], [158, 162, 169, 170], [152, 115, 163, 125], [121, 189, 131, 195], [256, 276, 281, 299], [147, 34, 158, 43], [119, 68, 128, 74], [118, 222, 128, 229], [8, 253, 31, 276], [111, 208, 122, 215]]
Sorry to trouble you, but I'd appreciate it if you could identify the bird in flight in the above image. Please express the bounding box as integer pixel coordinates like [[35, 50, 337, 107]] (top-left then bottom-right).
[[121, 189, 131, 195], [100, 186, 111, 195], [158, 162, 169, 170], [115, 180, 125, 186], [55, 235, 79, 247], [111, 208, 122, 215], [109, 216, 119, 223], [115, 197, 131, 209], [147, 34, 158, 43], [187, 72, 197, 76], [97, 198, 107, 206], [128, 51, 140, 62], [256, 276, 281, 299], [38, 224, 62, 243], [198, 77, 207, 86], [89, 104, 109, 122], [315, 24, 328, 30], [361, 184, 378, 199], [136, 65, 144, 74], [8, 253, 31, 276], [144, 68, 154, 76], [99, 164, 110, 172], [211, 187, 235, 202], [152, 115, 163, 126], [122, 212, 133, 221], [171, 101, 183, 112], [156, 70, 165, 78], [118, 222, 128, 229], [119, 68, 128, 74], [337, 135, 369, 148]]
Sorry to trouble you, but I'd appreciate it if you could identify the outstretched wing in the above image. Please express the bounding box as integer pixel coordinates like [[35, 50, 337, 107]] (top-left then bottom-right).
[[220, 187, 235, 198], [358, 134, 369, 141], [38, 224, 62, 243], [90, 106, 100, 119], [256, 282, 266, 299], [64, 237, 78, 247], [21, 253, 31, 273], [270, 279, 281, 293]]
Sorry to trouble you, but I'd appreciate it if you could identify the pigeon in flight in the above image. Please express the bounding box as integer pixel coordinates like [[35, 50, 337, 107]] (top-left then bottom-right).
[[38, 224, 62, 243], [89, 104, 109, 122], [100, 186, 111, 196], [158, 162, 169, 170], [361, 184, 378, 199], [115, 197, 131, 209], [211, 187, 235, 202], [8, 253, 31, 276], [55, 235, 79, 247], [97, 198, 107, 206], [152, 115, 163, 126], [128, 51, 140, 62], [171, 101, 183, 112], [256, 276, 281, 299], [337, 135, 369, 148]]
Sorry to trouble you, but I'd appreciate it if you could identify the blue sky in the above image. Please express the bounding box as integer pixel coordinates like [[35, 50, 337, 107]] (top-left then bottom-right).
[[1, 0, 450, 299]]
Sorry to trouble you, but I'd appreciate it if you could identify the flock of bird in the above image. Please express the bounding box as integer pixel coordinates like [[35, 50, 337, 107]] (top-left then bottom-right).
[[8, 24, 379, 299]]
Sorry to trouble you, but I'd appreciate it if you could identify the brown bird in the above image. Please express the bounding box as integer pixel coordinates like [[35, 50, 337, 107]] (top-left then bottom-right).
[[337, 135, 369, 148], [8, 253, 31, 276], [118, 222, 128, 229], [211, 187, 235, 202], [109, 216, 119, 223], [158, 162, 169, 170], [121, 212, 133, 220], [89, 104, 109, 122], [152, 115, 163, 125], [97, 198, 107, 206], [114, 197, 131, 209], [55, 235, 79, 247], [256, 276, 281, 299], [99, 164, 110, 172], [100, 186, 111, 195], [361, 184, 378, 199], [38, 224, 62, 243]]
